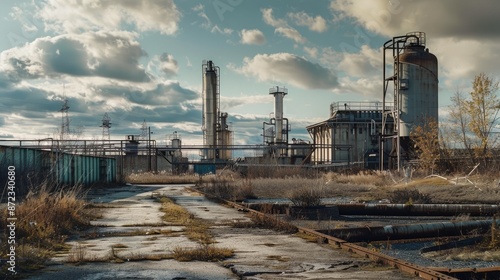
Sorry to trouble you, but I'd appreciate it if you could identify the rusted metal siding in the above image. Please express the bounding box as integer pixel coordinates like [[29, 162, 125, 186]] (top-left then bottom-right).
[[0, 146, 116, 197]]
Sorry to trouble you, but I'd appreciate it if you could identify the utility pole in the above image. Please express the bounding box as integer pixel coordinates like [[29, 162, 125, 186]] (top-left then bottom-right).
[[148, 126, 151, 172]]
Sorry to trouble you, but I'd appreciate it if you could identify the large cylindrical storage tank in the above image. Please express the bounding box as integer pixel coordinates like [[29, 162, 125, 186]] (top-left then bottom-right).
[[202, 60, 219, 159], [171, 134, 182, 159], [397, 32, 438, 137]]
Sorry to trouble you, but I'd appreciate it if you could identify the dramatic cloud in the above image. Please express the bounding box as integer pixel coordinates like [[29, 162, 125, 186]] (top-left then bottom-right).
[[230, 53, 338, 90], [330, 0, 500, 39], [337, 45, 382, 77], [0, 87, 62, 118], [240, 29, 266, 45], [95, 81, 198, 107], [0, 31, 149, 82], [330, 0, 500, 82], [38, 0, 180, 34], [288, 12, 328, 32], [148, 53, 179, 77]]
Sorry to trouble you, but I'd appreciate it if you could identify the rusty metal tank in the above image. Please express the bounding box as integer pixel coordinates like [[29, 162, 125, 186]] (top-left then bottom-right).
[[397, 32, 438, 137]]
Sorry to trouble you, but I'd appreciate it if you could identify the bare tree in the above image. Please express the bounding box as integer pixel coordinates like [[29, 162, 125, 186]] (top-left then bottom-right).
[[448, 90, 474, 162]]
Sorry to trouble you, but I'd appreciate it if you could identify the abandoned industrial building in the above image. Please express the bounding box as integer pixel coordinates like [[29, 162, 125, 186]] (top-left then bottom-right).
[[0, 31, 440, 190]]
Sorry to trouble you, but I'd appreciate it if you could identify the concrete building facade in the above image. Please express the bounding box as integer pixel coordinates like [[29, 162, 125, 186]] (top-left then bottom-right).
[[306, 102, 394, 168]]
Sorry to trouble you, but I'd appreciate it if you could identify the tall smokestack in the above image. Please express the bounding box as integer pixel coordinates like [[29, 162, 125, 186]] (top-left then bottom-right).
[[202, 60, 220, 159], [269, 86, 288, 143]]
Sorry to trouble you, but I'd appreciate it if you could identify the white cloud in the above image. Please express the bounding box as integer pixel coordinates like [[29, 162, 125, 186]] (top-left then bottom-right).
[[0, 31, 149, 82], [304, 47, 318, 58], [229, 53, 338, 90], [211, 25, 233, 35], [334, 76, 382, 98], [337, 45, 382, 77], [148, 53, 179, 77], [431, 38, 499, 80], [240, 29, 266, 45], [275, 27, 306, 44], [317, 45, 383, 97], [288, 12, 328, 32], [262, 8, 306, 44], [262, 8, 287, 28], [221, 95, 273, 110], [193, 3, 233, 35], [38, 0, 180, 35]]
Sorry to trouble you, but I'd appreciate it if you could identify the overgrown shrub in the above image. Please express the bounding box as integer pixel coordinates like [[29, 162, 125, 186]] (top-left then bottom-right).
[[389, 189, 432, 204], [323, 171, 389, 187], [199, 177, 257, 201], [244, 165, 319, 179], [201, 177, 235, 200], [0, 184, 96, 274], [232, 179, 256, 201], [288, 186, 324, 207]]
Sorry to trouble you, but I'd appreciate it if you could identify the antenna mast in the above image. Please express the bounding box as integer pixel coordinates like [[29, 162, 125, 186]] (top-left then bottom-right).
[[100, 113, 112, 140], [59, 85, 70, 140]]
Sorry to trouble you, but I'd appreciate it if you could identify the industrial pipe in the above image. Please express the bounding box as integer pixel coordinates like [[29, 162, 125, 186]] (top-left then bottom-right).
[[336, 203, 500, 217], [319, 219, 499, 242]]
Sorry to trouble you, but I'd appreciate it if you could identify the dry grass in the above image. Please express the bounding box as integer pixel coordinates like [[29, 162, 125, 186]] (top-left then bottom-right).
[[160, 196, 214, 243], [66, 242, 89, 263], [126, 170, 242, 184], [199, 177, 256, 201], [0, 185, 97, 272], [393, 177, 452, 188], [231, 211, 297, 234], [244, 170, 499, 204], [172, 244, 234, 262], [288, 185, 324, 207], [424, 245, 500, 262], [125, 171, 200, 184], [160, 197, 194, 225], [158, 195, 234, 262], [160, 197, 215, 244], [323, 171, 390, 187]]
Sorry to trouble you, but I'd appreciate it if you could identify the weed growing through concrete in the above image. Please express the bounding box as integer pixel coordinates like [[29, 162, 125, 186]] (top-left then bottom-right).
[[157, 195, 234, 261], [172, 244, 234, 262], [66, 242, 88, 264]]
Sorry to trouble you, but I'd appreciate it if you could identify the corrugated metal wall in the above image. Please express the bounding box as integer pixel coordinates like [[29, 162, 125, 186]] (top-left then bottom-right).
[[0, 146, 116, 196]]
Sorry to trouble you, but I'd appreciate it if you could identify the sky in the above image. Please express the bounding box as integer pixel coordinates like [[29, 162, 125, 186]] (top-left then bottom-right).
[[0, 0, 499, 148]]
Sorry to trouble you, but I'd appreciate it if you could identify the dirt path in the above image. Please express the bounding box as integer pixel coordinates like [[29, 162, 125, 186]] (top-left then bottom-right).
[[29, 184, 415, 280]]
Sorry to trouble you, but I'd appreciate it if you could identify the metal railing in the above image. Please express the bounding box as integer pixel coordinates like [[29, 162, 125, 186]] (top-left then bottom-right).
[[330, 101, 393, 117]]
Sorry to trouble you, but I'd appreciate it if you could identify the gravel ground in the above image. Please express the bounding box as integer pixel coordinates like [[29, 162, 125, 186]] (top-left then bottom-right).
[[381, 241, 500, 269]]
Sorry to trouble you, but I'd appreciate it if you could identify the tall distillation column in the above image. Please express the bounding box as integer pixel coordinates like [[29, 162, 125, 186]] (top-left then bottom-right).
[[270, 86, 287, 143], [263, 86, 290, 157], [202, 60, 219, 160]]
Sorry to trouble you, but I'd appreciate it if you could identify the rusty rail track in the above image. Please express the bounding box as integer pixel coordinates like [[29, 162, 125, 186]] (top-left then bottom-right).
[[192, 188, 500, 279], [214, 197, 456, 280], [296, 227, 455, 280]]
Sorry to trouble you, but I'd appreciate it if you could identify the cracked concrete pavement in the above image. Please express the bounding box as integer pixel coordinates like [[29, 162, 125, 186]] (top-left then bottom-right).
[[29, 184, 415, 280]]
